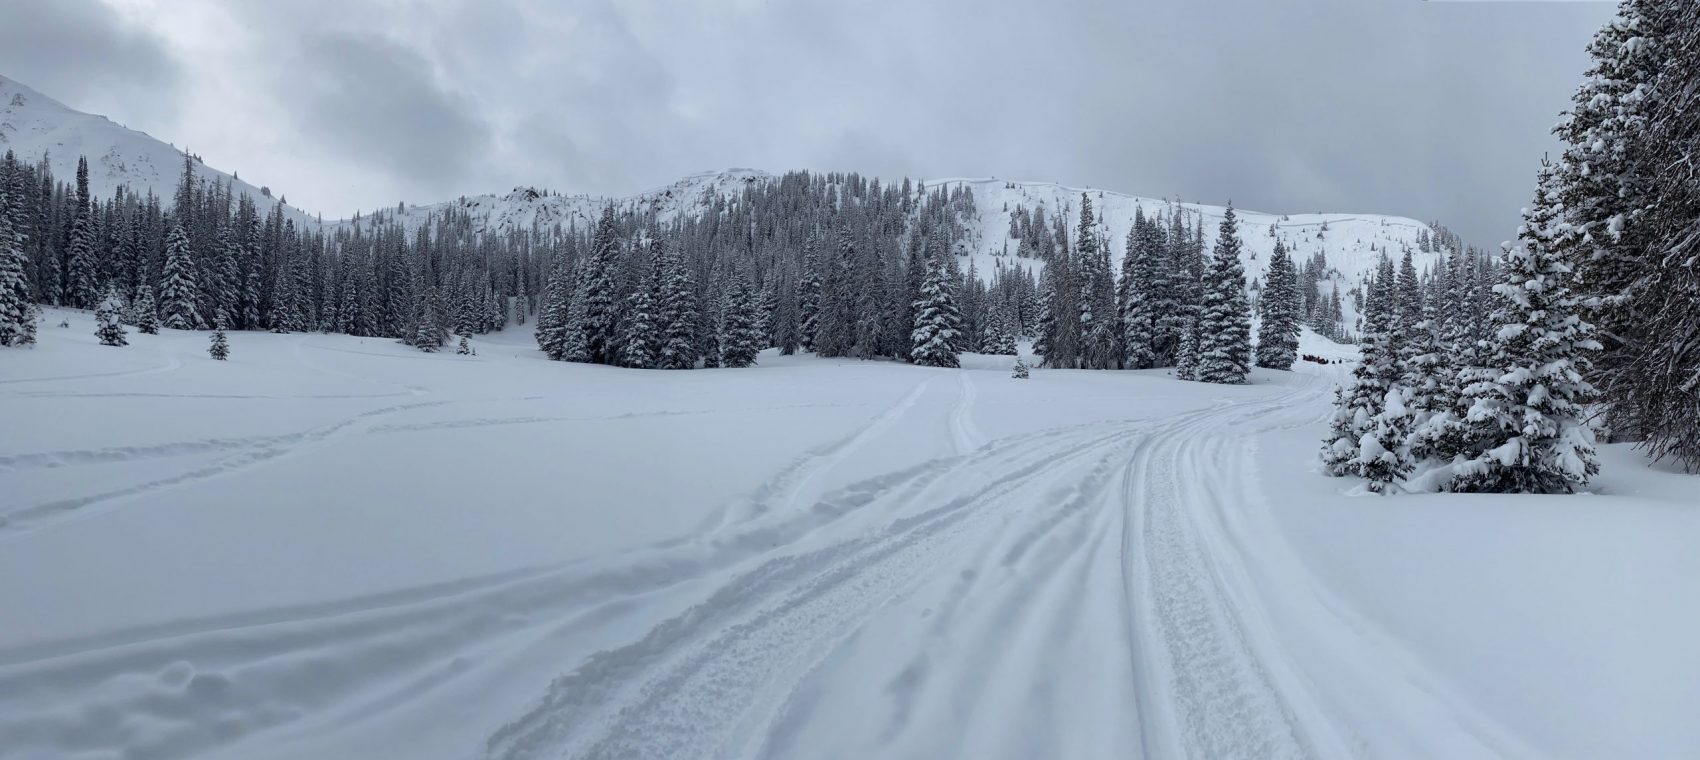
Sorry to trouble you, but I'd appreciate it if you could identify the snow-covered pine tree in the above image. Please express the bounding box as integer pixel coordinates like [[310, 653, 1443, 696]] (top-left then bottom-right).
[[1448, 167, 1600, 494], [980, 301, 1017, 355], [132, 284, 159, 335], [94, 286, 127, 347], [1391, 251, 1424, 373], [158, 223, 202, 330], [619, 279, 659, 369], [1554, 0, 1698, 469], [578, 206, 623, 365], [911, 250, 963, 368], [772, 264, 801, 356], [656, 242, 700, 370], [1254, 238, 1300, 370], [798, 235, 822, 351], [1193, 205, 1252, 384], [1074, 194, 1119, 369], [1012, 356, 1030, 379], [208, 325, 230, 360], [0, 189, 35, 347], [1321, 256, 1398, 476], [456, 335, 473, 356], [1118, 210, 1160, 369], [718, 272, 762, 368], [534, 257, 573, 360], [1035, 232, 1079, 368], [412, 294, 444, 352], [814, 228, 859, 358], [66, 157, 99, 310], [1358, 387, 1415, 493]]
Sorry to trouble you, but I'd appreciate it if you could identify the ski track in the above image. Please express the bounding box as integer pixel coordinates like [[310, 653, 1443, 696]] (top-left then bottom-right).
[[484, 423, 1139, 760], [2, 371, 1442, 760], [947, 369, 983, 457], [0, 399, 453, 535]]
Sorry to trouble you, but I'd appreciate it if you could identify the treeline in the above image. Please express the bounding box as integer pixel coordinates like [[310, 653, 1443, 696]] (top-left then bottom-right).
[[1321, 0, 1700, 489], [1, 148, 1320, 383]]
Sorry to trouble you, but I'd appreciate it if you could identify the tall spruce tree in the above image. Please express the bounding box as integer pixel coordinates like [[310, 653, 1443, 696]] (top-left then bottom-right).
[[656, 242, 700, 370], [911, 250, 963, 368], [158, 223, 202, 330], [1255, 239, 1300, 370], [1193, 206, 1252, 384], [1321, 257, 1398, 476], [0, 188, 35, 347], [718, 272, 763, 368], [577, 206, 623, 365], [1448, 168, 1600, 494], [1118, 210, 1160, 369]]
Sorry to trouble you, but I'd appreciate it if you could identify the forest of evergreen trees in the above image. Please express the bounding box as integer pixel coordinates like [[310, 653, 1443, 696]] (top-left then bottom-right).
[[0, 153, 1315, 383], [1321, 0, 1700, 491]]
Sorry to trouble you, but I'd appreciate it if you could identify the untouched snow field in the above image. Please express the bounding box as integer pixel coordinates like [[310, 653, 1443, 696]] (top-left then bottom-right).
[[2, 310, 1696, 760]]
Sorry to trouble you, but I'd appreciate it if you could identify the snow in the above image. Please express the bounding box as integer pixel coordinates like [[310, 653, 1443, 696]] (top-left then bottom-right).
[[4, 312, 1696, 760], [0, 76, 313, 228]]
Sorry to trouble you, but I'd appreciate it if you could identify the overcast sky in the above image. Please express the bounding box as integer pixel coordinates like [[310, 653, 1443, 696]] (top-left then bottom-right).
[[0, 0, 1616, 245]]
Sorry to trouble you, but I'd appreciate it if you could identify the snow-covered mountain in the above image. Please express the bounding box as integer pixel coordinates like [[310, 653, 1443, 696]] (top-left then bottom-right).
[[2, 72, 1440, 310], [0, 75, 314, 226]]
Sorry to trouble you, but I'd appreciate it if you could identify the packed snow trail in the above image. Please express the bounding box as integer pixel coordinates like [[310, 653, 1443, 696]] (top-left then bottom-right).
[[485, 381, 1339, 760], [3, 319, 1579, 760]]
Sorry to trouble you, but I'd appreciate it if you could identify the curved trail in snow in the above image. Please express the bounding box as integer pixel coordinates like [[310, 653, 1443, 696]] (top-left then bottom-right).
[[0, 370, 1524, 760], [484, 381, 1344, 760]]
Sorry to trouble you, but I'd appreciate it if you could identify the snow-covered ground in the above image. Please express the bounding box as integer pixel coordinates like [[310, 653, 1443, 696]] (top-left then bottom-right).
[[3, 311, 1695, 760]]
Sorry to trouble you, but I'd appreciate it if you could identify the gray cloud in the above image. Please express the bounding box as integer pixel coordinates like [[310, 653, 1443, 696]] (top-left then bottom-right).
[[288, 31, 491, 196], [2, 0, 1617, 244], [0, 0, 181, 123]]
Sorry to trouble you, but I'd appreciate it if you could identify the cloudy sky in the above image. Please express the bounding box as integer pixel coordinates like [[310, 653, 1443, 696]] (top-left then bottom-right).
[[0, 0, 1615, 245]]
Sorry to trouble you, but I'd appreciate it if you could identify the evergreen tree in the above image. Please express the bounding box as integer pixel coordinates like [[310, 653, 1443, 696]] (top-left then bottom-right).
[[980, 301, 1017, 355], [1118, 211, 1160, 369], [1391, 251, 1424, 372], [1554, 0, 1698, 469], [1074, 195, 1119, 369], [158, 223, 202, 330], [1358, 387, 1415, 493], [619, 282, 660, 369], [656, 242, 700, 369], [66, 157, 100, 309], [911, 251, 963, 368], [1012, 356, 1030, 379], [718, 272, 762, 368], [412, 293, 444, 352], [132, 284, 159, 335], [535, 257, 573, 360], [1254, 239, 1300, 370], [815, 228, 858, 358], [798, 236, 822, 351], [578, 206, 623, 364], [208, 326, 230, 360], [456, 335, 474, 356], [0, 190, 35, 347], [1321, 257, 1398, 477], [1193, 206, 1252, 384], [1035, 234, 1079, 368], [94, 286, 127, 346], [1449, 168, 1600, 494]]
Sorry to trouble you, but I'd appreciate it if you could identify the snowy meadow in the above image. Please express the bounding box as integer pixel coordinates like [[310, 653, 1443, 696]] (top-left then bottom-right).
[[2, 310, 1696, 760]]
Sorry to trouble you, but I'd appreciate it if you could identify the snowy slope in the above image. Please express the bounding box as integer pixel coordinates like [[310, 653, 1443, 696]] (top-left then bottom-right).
[[377, 171, 1437, 328], [4, 312, 1695, 760], [0, 75, 314, 226]]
